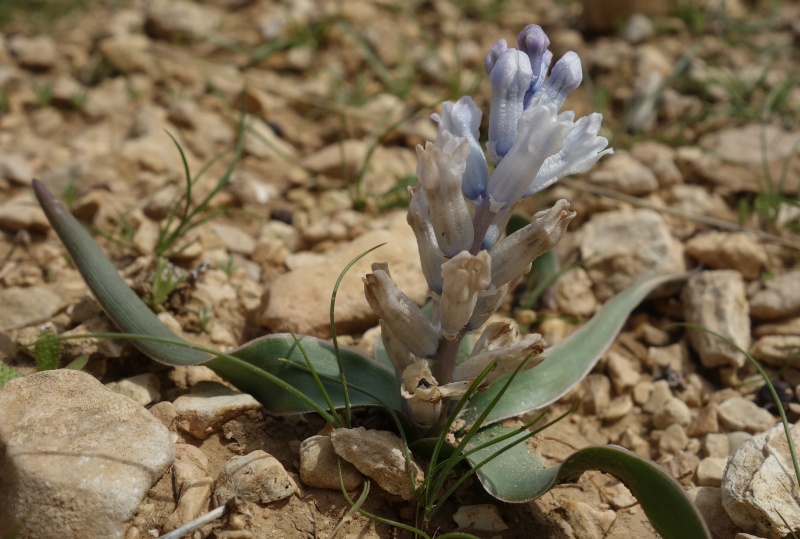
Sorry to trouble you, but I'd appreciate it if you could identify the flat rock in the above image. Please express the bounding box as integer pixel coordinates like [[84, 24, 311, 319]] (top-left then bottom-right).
[[749, 270, 800, 319], [173, 381, 261, 440], [453, 504, 509, 533], [683, 270, 750, 369], [580, 209, 685, 300], [685, 232, 767, 280], [589, 150, 659, 196], [299, 435, 362, 491], [164, 444, 212, 531], [214, 450, 296, 506], [686, 487, 740, 539], [0, 370, 174, 539], [554, 267, 597, 317], [144, 0, 221, 40], [630, 141, 682, 187], [0, 285, 63, 332], [330, 427, 423, 501], [549, 499, 616, 539], [258, 211, 426, 337], [696, 457, 727, 487], [105, 373, 161, 407], [722, 420, 800, 537], [0, 153, 34, 184], [210, 222, 257, 256], [0, 193, 50, 233], [718, 397, 776, 433], [8, 35, 57, 70], [750, 335, 800, 367]]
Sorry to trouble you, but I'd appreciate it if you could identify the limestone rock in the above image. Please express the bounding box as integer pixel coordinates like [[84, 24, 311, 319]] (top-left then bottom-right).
[[105, 373, 161, 407], [554, 267, 598, 317], [749, 270, 800, 320], [299, 435, 362, 491], [683, 270, 750, 369], [549, 499, 616, 539], [8, 35, 57, 71], [750, 335, 800, 367], [164, 444, 212, 531], [717, 397, 776, 434], [173, 382, 261, 440], [0, 285, 63, 332], [0, 193, 50, 233], [330, 427, 423, 501], [214, 450, 296, 506], [0, 370, 174, 539], [259, 211, 426, 337], [630, 141, 682, 187], [686, 487, 740, 539], [722, 420, 800, 537], [453, 504, 509, 533], [685, 232, 767, 280], [580, 209, 685, 300], [589, 151, 659, 196], [145, 0, 221, 40], [696, 457, 728, 487], [652, 397, 692, 429]]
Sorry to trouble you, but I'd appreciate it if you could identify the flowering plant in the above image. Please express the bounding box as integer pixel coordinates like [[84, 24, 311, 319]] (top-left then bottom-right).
[[32, 23, 708, 539], [366, 24, 611, 427]]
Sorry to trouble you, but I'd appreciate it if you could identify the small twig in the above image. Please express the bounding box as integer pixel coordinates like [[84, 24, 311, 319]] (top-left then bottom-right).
[[157, 498, 237, 539], [566, 178, 800, 250]]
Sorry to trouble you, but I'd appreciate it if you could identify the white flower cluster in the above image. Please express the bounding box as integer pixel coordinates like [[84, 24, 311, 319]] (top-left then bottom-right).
[[363, 24, 612, 427]]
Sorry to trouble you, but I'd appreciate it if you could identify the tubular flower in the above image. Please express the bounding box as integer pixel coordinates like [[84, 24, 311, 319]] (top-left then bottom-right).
[[365, 24, 612, 427]]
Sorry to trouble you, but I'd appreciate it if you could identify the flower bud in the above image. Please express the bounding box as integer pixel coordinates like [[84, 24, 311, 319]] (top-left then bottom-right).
[[489, 200, 575, 289], [484, 39, 508, 75], [538, 51, 582, 111], [433, 97, 489, 201], [487, 49, 532, 161], [406, 186, 446, 293], [466, 283, 509, 331], [517, 24, 552, 106], [416, 135, 475, 257], [379, 320, 417, 381], [438, 250, 491, 338], [363, 263, 440, 357]]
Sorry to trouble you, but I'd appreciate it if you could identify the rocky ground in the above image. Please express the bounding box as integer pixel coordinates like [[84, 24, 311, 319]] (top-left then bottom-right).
[[1, 0, 800, 538]]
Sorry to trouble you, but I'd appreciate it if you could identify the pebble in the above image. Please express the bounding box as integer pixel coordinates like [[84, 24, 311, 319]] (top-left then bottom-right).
[[685, 232, 767, 280], [106, 373, 161, 406], [606, 351, 641, 394], [589, 151, 659, 196], [686, 404, 720, 437], [582, 374, 611, 415], [173, 381, 262, 440], [749, 335, 800, 367], [749, 270, 800, 319], [580, 209, 685, 300], [642, 380, 672, 414], [682, 270, 750, 369], [658, 423, 689, 455], [163, 445, 212, 531], [453, 504, 509, 533], [696, 457, 727, 487], [214, 450, 296, 506], [630, 141, 682, 187], [8, 35, 57, 70], [717, 398, 776, 433], [722, 420, 800, 537], [330, 427, 424, 501], [258, 212, 427, 337], [298, 435, 362, 491], [144, 0, 221, 40], [0, 153, 34, 184], [621, 13, 654, 44], [662, 451, 700, 486], [601, 394, 633, 422], [704, 433, 731, 458], [0, 285, 63, 332], [686, 487, 740, 539], [651, 397, 692, 429], [0, 370, 174, 539], [210, 223, 257, 256], [0, 193, 51, 233], [549, 500, 616, 539], [554, 267, 597, 317]]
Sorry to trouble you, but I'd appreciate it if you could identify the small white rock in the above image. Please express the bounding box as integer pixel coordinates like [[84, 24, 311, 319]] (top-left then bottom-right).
[[453, 504, 508, 533], [214, 450, 296, 506], [299, 435, 362, 491], [173, 382, 261, 440], [717, 398, 776, 433], [106, 373, 160, 406]]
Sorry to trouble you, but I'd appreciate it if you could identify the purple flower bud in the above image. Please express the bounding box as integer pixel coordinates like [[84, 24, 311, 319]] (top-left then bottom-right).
[[487, 49, 532, 161], [489, 200, 575, 289], [432, 97, 489, 201], [438, 251, 491, 338], [517, 24, 552, 106], [484, 39, 508, 75], [363, 263, 440, 357], [537, 51, 582, 111], [416, 135, 475, 257]]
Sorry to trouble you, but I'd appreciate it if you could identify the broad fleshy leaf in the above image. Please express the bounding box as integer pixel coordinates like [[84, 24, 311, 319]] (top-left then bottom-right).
[[464, 423, 709, 538], [461, 271, 692, 427], [33, 179, 399, 413]]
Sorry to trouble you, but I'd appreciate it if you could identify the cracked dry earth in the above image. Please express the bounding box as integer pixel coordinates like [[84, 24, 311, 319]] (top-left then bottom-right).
[[1, 0, 800, 538]]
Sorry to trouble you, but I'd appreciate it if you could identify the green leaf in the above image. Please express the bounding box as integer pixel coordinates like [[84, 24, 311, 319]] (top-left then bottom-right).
[[33, 179, 400, 414], [0, 363, 22, 388], [34, 329, 60, 371], [461, 271, 691, 428], [63, 355, 89, 370], [464, 423, 709, 539]]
